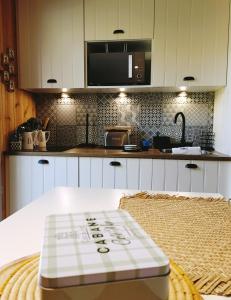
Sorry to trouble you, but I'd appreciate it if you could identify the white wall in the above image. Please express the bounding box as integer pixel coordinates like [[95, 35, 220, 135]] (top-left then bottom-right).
[[214, 2, 231, 155]]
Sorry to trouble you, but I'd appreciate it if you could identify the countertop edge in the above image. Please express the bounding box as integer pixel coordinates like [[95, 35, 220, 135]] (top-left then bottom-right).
[[4, 149, 231, 161]]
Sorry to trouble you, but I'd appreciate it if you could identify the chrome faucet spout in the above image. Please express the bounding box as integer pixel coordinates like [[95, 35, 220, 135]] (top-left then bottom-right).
[[174, 112, 186, 144]]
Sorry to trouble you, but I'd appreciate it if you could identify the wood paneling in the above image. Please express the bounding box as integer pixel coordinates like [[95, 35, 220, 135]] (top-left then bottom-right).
[[0, 0, 36, 218]]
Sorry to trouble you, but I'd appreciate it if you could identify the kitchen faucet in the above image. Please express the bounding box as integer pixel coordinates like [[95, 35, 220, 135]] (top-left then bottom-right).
[[174, 112, 186, 145]]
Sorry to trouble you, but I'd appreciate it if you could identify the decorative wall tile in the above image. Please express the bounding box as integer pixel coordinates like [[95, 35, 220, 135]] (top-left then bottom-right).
[[57, 105, 76, 125], [97, 103, 118, 125], [76, 104, 97, 125], [36, 92, 215, 148], [76, 126, 98, 145], [140, 103, 162, 126], [56, 125, 77, 146], [117, 104, 140, 125]]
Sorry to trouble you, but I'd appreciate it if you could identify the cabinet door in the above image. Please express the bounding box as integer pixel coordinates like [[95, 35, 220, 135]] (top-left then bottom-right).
[[31, 156, 44, 200], [152, 159, 165, 191], [90, 158, 103, 188], [203, 161, 219, 193], [17, 0, 84, 89], [114, 158, 127, 189], [127, 159, 140, 190], [17, 0, 42, 88], [66, 158, 79, 187], [188, 160, 204, 193], [84, 0, 154, 41], [218, 162, 231, 198], [152, 0, 229, 87], [177, 160, 191, 192], [164, 160, 178, 191], [9, 156, 32, 214], [139, 159, 153, 190]]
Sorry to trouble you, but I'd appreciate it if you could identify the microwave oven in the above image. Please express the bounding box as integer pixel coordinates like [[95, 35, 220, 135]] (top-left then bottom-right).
[[88, 52, 146, 86]]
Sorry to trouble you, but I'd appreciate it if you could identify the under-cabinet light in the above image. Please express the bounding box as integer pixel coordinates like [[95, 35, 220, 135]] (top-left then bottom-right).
[[119, 92, 127, 98], [179, 86, 187, 91], [178, 91, 187, 97], [61, 92, 69, 98]]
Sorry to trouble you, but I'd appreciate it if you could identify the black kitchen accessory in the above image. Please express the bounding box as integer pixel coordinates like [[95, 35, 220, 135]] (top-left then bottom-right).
[[153, 133, 171, 150]]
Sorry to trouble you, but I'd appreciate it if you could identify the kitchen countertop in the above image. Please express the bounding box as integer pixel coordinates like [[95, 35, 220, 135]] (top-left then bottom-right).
[[5, 147, 231, 161], [0, 187, 227, 300]]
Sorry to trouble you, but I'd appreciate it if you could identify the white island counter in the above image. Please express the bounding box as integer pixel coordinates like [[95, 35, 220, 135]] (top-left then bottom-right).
[[0, 187, 227, 300]]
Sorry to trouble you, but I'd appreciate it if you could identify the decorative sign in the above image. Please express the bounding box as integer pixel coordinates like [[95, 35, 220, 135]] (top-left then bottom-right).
[[0, 48, 16, 92]]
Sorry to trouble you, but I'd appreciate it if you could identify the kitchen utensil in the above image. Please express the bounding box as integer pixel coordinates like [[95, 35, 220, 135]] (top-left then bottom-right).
[[42, 117, 50, 131], [37, 130, 50, 150], [26, 117, 42, 131], [22, 132, 34, 150]]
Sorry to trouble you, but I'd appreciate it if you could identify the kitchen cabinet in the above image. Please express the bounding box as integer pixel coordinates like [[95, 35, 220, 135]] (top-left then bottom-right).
[[8, 155, 231, 214], [152, 0, 229, 87], [84, 0, 154, 41], [79, 157, 225, 193], [17, 0, 84, 89], [9, 156, 78, 214]]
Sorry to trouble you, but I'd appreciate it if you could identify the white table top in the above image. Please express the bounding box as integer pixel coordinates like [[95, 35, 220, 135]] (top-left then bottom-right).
[[0, 187, 228, 300]]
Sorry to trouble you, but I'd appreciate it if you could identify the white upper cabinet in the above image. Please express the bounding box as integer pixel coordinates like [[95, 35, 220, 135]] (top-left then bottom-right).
[[84, 0, 155, 41], [152, 0, 229, 87], [17, 0, 84, 89]]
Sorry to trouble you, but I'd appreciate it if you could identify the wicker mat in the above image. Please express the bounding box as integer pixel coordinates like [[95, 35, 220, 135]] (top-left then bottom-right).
[[0, 254, 202, 300], [120, 193, 231, 296]]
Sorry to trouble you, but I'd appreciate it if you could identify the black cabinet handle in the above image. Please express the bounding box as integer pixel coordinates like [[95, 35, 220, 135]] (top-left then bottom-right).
[[109, 161, 121, 166], [38, 159, 49, 165], [183, 76, 195, 81], [113, 29, 125, 34], [47, 79, 57, 83], [185, 163, 198, 169]]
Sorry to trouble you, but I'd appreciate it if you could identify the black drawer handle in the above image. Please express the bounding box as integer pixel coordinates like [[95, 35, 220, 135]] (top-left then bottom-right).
[[38, 159, 49, 165], [109, 161, 121, 166], [47, 79, 57, 83], [185, 163, 198, 169], [183, 76, 195, 81], [113, 29, 125, 34]]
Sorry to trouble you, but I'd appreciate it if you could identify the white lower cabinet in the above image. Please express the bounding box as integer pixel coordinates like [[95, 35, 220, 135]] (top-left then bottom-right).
[[79, 157, 128, 189], [9, 156, 78, 214], [79, 157, 228, 194], [8, 156, 231, 214]]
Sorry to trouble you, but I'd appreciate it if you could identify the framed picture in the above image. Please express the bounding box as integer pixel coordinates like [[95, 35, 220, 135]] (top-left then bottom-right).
[[9, 64, 15, 75], [7, 48, 15, 60], [2, 53, 9, 65], [3, 70, 10, 82], [8, 80, 15, 92]]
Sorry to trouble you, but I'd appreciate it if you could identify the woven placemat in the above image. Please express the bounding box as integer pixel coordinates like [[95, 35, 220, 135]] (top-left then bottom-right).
[[120, 193, 231, 296], [0, 254, 202, 300]]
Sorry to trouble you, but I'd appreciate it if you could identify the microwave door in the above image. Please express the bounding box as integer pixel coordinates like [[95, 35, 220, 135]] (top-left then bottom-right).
[[88, 53, 132, 85]]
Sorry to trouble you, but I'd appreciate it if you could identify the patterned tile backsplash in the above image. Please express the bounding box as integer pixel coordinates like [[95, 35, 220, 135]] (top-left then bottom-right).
[[35, 92, 214, 147]]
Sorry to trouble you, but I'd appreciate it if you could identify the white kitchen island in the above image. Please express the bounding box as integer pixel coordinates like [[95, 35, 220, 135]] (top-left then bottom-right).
[[0, 187, 228, 300]]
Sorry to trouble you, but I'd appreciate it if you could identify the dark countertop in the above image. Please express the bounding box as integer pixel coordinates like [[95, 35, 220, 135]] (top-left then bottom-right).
[[5, 147, 231, 161]]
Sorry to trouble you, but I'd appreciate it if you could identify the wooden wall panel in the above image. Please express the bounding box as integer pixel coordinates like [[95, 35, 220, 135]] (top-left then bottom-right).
[[0, 0, 36, 218]]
